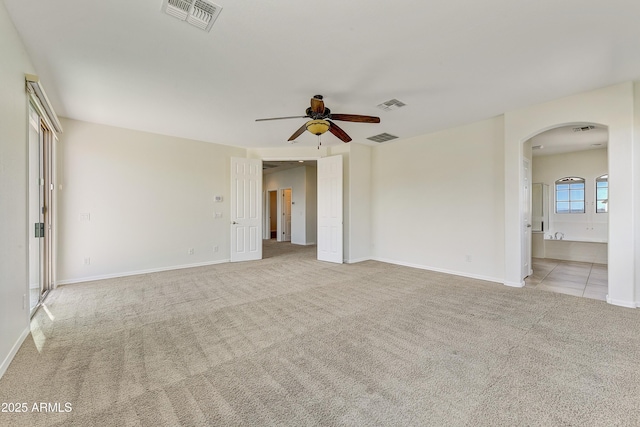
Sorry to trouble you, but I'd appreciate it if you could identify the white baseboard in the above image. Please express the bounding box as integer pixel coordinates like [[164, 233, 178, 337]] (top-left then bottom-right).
[[346, 257, 371, 264], [372, 257, 502, 284], [504, 280, 526, 288], [0, 326, 30, 380], [606, 295, 637, 309], [57, 259, 230, 285]]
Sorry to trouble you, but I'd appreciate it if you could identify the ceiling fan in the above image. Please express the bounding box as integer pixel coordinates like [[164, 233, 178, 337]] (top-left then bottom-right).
[[255, 95, 380, 144]]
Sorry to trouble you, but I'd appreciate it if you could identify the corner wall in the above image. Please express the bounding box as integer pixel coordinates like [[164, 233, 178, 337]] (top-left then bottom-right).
[[0, 2, 36, 377]]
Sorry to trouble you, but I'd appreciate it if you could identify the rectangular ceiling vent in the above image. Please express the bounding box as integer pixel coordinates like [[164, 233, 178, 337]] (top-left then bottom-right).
[[162, 0, 222, 32], [376, 99, 406, 111], [367, 132, 399, 143], [572, 125, 595, 132]]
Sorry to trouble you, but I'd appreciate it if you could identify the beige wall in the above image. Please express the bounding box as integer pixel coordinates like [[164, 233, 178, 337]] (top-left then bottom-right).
[[305, 166, 318, 245], [57, 118, 245, 284], [0, 1, 37, 376], [348, 143, 372, 263], [635, 82, 640, 305], [370, 116, 506, 282]]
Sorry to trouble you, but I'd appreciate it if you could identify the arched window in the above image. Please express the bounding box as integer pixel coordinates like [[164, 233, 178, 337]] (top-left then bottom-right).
[[555, 177, 585, 214], [596, 174, 608, 213]]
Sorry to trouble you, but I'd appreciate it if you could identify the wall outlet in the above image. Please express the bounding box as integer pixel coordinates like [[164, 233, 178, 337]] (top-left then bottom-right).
[[23, 294, 26, 310], [214, 212, 222, 218], [84, 257, 91, 265], [188, 248, 194, 255], [465, 255, 472, 262], [213, 245, 219, 252]]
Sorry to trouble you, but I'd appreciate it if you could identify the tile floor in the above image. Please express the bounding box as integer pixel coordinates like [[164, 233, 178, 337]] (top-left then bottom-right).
[[525, 258, 608, 301]]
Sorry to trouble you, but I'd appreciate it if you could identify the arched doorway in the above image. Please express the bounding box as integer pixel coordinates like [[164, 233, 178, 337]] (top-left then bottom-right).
[[522, 123, 609, 301], [503, 82, 636, 308]]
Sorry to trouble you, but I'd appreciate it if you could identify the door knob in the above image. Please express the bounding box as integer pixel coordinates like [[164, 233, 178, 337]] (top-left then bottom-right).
[[232, 221, 238, 225]]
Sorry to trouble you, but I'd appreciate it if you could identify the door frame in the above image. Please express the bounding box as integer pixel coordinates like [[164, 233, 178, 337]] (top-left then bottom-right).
[[522, 157, 532, 280], [280, 187, 292, 242], [260, 156, 321, 249], [265, 189, 278, 240]]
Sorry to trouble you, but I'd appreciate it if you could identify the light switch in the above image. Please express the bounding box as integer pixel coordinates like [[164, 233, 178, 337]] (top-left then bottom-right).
[[215, 212, 223, 218]]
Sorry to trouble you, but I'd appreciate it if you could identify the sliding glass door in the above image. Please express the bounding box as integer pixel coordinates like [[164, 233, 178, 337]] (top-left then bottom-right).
[[28, 103, 53, 314]]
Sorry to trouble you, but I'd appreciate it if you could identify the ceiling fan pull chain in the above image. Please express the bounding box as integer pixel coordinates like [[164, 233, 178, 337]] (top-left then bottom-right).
[[317, 134, 321, 149]]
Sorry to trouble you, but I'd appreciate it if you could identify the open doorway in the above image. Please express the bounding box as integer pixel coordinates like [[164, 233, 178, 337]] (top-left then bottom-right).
[[523, 123, 608, 301], [266, 187, 292, 242], [262, 160, 318, 256]]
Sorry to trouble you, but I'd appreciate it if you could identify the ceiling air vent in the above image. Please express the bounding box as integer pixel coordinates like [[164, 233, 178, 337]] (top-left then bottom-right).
[[367, 133, 399, 143], [572, 125, 595, 132], [162, 0, 222, 32], [377, 99, 406, 111]]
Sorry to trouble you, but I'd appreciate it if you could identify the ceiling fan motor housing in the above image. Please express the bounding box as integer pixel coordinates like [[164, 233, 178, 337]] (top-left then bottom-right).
[[306, 107, 331, 120]]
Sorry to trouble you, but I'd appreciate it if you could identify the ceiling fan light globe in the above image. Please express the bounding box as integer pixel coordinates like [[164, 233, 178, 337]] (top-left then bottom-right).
[[306, 119, 330, 135]]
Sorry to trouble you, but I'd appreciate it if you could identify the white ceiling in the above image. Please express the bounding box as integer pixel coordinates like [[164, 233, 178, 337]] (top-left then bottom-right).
[[5, 0, 640, 149], [263, 160, 315, 175], [529, 124, 608, 157]]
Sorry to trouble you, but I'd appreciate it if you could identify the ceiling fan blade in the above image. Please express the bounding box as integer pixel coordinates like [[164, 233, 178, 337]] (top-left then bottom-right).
[[288, 123, 308, 141], [310, 96, 325, 114], [328, 121, 352, 143], [256, 115, 308, 122], [330, 113, 380, 123]]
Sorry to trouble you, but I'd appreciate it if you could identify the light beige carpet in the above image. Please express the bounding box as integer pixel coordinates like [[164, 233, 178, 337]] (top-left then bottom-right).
[[1, 241, 639, 426]]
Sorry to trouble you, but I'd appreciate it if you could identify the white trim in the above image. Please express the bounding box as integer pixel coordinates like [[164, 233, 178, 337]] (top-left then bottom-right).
[[262, 156, 321, 162], [606, 295, 637, 309], [0, 327, 30, 380], [56, 259, 230, 285], [372, 257, 503, 284], [25, 74, 63, 134], [504, 280, 526, 288], [346, 257, 371, 264]]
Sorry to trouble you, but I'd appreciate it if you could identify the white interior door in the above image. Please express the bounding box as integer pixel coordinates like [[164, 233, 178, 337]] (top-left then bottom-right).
[[282, 188, 292, 242], [231, 157, 262, 262], [317, 155, 343, 263], [522, 157, 532, 279]]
